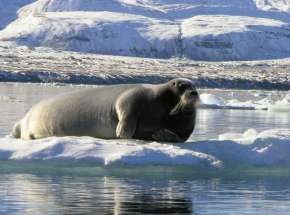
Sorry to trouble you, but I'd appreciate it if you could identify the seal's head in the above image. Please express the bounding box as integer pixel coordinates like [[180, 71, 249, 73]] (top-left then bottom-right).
[[167, 78, 199, 115]]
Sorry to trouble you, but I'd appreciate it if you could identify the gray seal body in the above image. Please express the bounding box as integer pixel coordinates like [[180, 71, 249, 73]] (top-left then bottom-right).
[[12, 78, 199, 142]]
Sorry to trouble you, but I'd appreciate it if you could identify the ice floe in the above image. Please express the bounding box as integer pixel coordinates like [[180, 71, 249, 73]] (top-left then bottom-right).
[[0, 128, 290, 168], [0, 136, 221, 168]]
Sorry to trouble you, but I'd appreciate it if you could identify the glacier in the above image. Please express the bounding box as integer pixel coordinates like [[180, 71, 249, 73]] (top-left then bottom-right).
[[1, 0, 290, 60]]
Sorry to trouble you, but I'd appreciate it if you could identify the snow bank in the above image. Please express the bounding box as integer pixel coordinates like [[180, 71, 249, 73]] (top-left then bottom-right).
[[1, 128, 290, 168], [1, 0, 290, 60]]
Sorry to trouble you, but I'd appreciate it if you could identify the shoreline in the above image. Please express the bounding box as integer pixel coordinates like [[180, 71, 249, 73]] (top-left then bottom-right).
[[1, 43, 290, 90], [1, 70, 290, 90]]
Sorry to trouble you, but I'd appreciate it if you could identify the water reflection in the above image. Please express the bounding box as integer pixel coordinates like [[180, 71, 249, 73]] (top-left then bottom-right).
[[1, 174, 290, 214], [0, 174, 194, 214]]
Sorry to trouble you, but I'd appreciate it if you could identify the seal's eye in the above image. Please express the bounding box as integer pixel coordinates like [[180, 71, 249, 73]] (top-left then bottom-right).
[[172, 82, 176, 86]]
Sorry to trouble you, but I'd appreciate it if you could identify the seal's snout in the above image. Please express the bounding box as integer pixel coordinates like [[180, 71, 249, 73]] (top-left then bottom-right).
[[188, 90, 199, 101], [185, 90, 200, 109], [189, 90, 198, 97]]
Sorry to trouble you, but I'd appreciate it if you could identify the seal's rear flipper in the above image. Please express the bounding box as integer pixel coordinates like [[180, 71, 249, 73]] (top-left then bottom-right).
[[12, 121, 21, 139]]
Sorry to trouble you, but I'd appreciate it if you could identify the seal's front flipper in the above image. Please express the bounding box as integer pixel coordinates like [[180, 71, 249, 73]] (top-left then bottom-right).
[[116, 116, 137, 139], [115, 89, 139, 139], [152, 129, 185, 143]]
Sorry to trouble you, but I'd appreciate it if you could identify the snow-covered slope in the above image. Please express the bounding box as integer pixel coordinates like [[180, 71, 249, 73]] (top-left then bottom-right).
[[0, 12, 178, 58], [256, 0, 290, 12], [0, 0, 35, 30], [0, 0, 290, 60]]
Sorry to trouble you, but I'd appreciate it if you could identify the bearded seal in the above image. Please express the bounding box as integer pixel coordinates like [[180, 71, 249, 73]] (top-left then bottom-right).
[[12, 78, 199, 142]]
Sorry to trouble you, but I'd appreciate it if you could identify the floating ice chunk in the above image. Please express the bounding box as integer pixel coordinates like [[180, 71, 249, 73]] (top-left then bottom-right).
[[0, 95, 22, 103], [227, 97, 271, 110], [218, 129, 258, 145], [218, 132, 244, 141], [268, 91, 290, 112], [227, 99, 256, 109], [254, 92, 269, 97], [200, 93, 225, 106], [0, 136, 221, 168], [200, 93, 269, 110], [268, 100, 290, 112]]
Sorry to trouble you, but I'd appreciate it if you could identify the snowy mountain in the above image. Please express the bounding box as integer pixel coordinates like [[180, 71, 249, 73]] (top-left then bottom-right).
[[0, 0, 35, 30], [0, 0, 290, 60]]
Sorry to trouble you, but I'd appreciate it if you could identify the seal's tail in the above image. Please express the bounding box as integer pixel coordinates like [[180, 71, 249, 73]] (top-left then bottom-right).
[[12, 121, 21, 138]]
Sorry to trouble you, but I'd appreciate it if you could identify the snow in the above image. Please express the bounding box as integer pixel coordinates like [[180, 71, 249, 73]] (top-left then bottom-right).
[[181, 15, 290, 60], [1, 0, 290, 60], [256, 0, 290, 12], [0, 128, 290, 168], [1, 11, 178, 58], [0, 136, 221, 168], [0, 0, 35, 30]]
